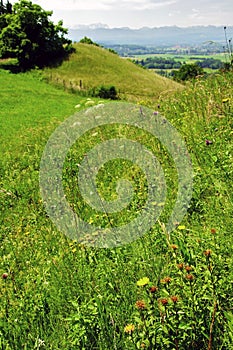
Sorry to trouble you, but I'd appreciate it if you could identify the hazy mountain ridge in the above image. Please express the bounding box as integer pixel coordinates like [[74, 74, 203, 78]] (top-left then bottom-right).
[[68, 25, 233, 46]]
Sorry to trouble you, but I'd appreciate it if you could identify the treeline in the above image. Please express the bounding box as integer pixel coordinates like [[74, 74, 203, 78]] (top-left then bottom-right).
[[133, 56, 224, 70], [133, 57, 182, 69], [195, 57, 223, 69], [106, 44, 223, 57]]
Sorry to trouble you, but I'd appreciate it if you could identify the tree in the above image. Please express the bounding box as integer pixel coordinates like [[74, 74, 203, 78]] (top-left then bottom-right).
[[0, 1, 12, 33], [0, 0, 12, 15], [173, 63, 204, 82], [0, 0, 73, 69]]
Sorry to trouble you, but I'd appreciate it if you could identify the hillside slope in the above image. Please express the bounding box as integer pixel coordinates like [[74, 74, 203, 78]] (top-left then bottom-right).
[[0, 65, 232, 348], [43, 43, 182, 101]]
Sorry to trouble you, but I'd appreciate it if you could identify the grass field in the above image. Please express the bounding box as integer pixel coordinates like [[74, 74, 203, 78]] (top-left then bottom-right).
[[42, 43, 182, 101], [0, 55, 233, 349]]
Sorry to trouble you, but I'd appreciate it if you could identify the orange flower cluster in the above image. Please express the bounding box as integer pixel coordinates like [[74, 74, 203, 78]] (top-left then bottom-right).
[[204, 249, 212, 257], [135, 300, 146, 310], [161, 276, 172, 284], [149, 286, 158, 293], [186, 274, 194, 281], [160, 298, 169, 306]]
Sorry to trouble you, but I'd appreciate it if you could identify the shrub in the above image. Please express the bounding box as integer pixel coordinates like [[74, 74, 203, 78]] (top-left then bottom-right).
[[89, 85, 119, 100], [173, 63, 204, 82], [79, 36, 100, 47]]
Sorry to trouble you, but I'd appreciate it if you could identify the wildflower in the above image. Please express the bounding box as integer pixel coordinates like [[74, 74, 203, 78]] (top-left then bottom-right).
[[170, 244, 178, 250], [124, 324, 135, 334], [186, 274, 194, 281], [205, 139, 213, 145], [153, 111, 159, 115], [137, 277, 150, 287], [204, 249, 212, 257], [160, 298, 169, 306], [178, 225, 186, 230], [211, 228, 216, 234], [185, 265, 192, 272], [149, 286, 158, 293], [171, 296, 179, 303], [2, 273, 8, 279], [222, 98, 230, 103], [177, 263, 184, 270], [135, 300, 146, 310], [161, 276, 172, 284]]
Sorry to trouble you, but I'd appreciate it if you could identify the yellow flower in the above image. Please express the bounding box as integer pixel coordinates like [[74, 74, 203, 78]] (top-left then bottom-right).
[[136, 277, 150, 286], [222, 98, 230, 103], [124, 324, 135, 334]]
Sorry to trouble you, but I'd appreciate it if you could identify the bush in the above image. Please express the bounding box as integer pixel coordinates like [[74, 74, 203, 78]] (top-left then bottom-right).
[[89, 85, 119, 100], [173, 63, 204, 82], [79, 36, 100, 47]]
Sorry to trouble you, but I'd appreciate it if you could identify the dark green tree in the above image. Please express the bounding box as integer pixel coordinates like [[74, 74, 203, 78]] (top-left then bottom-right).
[[0, 0, 12, 15], [0, 0, 73, 69], [0, 1, 12, 32], [173, 63, 204, 82]]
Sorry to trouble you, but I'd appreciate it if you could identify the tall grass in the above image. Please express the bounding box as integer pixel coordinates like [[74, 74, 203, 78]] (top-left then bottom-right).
[[0, 68, 232, 349]]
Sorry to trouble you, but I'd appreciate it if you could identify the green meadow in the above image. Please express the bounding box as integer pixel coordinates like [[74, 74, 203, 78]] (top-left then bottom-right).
[[0, 44, 233, 350], [42, 43, 182, 101]]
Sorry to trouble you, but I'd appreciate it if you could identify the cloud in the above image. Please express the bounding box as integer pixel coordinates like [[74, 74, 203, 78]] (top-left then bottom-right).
[[10, 0, 233, 28], [22, 0, 178, 11], [101, 0, 178, 10], [30, 0, 109, 11]]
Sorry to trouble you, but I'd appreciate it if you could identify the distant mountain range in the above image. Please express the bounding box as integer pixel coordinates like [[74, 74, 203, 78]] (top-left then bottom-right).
[[68, 25, 232, 47]]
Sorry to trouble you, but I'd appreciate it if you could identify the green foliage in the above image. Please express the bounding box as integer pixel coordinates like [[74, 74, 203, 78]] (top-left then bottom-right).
[[0, 0, 12, 15], [173, 63, 204, 81], [134, 56, 182, 70], [79, 36, 100, 47], [0, 0, 74, 69], [196, 57, 223, 70], [108, 48, 118, 55], [89, 85, 119, 100]]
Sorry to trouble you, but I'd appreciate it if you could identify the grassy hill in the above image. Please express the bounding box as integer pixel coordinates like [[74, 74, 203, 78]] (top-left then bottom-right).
[[0, 63, 233, 349], [43, 43, 182, 101]]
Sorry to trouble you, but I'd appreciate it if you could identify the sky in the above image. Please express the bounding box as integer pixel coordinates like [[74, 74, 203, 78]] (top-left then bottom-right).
[[11, 0, 233, 29]]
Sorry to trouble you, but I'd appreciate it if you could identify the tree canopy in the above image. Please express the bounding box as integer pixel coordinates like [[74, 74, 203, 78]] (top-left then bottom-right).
[[173, 63, 204, 82], [0, 0, 74, 69]]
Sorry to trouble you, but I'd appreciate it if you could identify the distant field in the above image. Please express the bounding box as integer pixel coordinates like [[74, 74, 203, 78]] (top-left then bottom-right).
[[128, 53, 227, 62]]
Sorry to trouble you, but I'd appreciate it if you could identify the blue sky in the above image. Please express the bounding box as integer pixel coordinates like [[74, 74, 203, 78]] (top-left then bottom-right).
[[11, 0, 233, 28]]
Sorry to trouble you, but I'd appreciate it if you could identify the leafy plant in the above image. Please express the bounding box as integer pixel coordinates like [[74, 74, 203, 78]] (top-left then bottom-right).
[[0, 0, 74, 69]]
